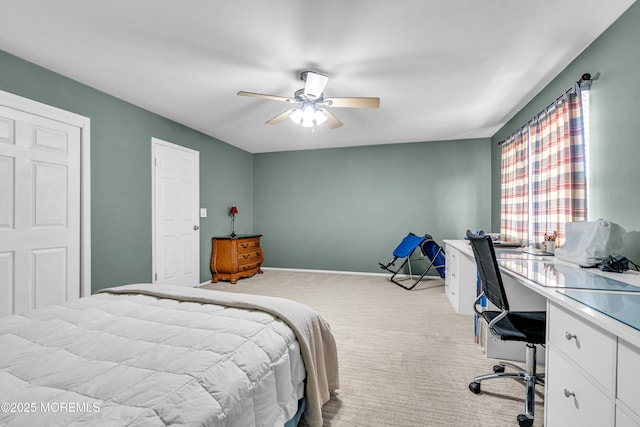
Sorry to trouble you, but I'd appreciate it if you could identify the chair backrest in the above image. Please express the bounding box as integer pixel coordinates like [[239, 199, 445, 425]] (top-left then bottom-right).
[[392, 233, 425, 258], [466, 230, 510, 312]]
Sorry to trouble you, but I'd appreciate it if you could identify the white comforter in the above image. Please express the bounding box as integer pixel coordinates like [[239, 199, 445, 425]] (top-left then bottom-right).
[[0, 284, 339, 427]]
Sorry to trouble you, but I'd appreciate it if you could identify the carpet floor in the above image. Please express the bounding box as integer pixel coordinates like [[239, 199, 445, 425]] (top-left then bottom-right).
[[201, 269, 544, 426]]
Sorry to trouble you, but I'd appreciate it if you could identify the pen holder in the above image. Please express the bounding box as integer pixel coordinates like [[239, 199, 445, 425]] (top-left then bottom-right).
[[544, 241, 555, 254]]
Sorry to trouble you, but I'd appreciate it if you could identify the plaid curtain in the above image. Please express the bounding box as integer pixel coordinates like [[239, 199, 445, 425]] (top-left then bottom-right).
[[500, 131, 529, 244], [500, 88, 587, 246], [530, 92, 587, 246]]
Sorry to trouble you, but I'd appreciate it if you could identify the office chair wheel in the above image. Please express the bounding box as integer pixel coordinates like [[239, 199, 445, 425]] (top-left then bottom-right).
[[468, 381, 481, 394], [493, 364, 505, 373], [517, 414, 533, 427]]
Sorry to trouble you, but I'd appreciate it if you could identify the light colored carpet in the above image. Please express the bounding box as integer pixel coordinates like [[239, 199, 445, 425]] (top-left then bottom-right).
[[200, 270, 544, 426]]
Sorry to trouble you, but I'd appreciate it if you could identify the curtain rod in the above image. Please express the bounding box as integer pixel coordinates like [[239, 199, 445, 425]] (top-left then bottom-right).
[[497, 73, 592, 146]]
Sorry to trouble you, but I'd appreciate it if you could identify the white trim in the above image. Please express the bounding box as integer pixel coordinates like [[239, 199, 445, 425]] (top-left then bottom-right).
[[197, 267, 436, 289], [0, 89, 92, 297], [151, 137, 200, 285], [198, 268, 389, 287], [256, 266, 391, 277], [261, 267, 444, 282]]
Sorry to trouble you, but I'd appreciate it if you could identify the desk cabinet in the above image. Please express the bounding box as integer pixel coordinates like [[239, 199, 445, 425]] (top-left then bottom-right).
[[444, 241, 477, 315], [546, 302, 640, 427], [210, 235, 263, 284], [618, 409, 640, 427], [546, 303, 615, 426], [616, 340, 640, 426]]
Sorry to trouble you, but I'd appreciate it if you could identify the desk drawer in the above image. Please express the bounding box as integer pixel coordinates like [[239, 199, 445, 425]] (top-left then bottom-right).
[[548, 303, 615, 391], [616, 405, 640, 427], [546, 346, 612, 427], [618, 339, 640, 419]]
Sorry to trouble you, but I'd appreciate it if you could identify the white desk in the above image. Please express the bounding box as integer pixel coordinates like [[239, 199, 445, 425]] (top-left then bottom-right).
[[443, 239, 478, 315], [444, 239, 640, 426]]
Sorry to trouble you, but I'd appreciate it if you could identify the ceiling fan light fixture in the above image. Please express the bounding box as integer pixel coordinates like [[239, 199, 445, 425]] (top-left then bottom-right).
[[289, 104, 327, 128], [239, 72, 378, 130], [314, 109, 328, 126], [289, 108, 304, 124], [301, 105, 316, 127]]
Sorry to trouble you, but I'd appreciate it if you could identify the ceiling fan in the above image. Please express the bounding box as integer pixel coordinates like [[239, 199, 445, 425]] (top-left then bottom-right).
[[237, 71, 380, 129]]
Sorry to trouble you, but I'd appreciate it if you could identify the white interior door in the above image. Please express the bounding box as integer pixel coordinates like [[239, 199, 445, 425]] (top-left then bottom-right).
[[0, 105, 81, 316], [152, 138, 199, 286]]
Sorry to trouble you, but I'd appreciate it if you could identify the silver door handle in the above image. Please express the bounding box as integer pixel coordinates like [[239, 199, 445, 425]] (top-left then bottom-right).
[[193, 225, 200, 231]]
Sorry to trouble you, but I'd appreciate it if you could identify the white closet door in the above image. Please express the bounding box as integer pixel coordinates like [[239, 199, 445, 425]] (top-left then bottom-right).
[[0, 105, 81, 315], [152, 138, 200, 287]]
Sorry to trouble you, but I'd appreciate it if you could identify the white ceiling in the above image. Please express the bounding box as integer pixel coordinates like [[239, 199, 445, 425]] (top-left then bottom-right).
[[0, 0, 635, 153]]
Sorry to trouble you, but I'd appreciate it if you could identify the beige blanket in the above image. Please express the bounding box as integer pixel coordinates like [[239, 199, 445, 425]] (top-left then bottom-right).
[[98, 284, 339, 427]]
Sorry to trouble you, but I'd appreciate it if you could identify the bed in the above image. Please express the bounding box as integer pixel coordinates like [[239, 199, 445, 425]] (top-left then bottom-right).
[[0, 284, 339, 426]]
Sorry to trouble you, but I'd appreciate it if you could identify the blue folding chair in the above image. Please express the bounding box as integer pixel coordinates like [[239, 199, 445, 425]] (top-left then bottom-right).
[[379, 233, 446, 290]]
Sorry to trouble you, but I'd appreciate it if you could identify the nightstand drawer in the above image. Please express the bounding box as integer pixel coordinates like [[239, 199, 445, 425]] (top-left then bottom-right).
[[240, 261, 262, 272], [238, 250, 262, 265], [237, 238, 260, 253]]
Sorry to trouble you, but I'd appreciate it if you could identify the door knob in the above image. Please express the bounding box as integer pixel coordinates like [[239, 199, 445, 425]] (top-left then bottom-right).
[[193, 225, 200, 231]]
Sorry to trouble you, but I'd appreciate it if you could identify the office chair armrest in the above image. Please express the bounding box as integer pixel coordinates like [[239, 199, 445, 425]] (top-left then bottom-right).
[[473, 292, 509, 331], [487, 310, 508, 330]]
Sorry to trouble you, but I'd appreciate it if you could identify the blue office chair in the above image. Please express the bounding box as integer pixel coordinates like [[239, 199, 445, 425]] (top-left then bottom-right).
[[466, 230, 546, 427]]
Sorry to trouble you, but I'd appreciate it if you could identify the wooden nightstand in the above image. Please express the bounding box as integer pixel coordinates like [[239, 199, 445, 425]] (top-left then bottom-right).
[[210, 234, 263, 284]]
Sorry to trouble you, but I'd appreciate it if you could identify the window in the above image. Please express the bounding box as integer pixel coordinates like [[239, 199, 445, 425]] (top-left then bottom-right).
[[500, 83, 589, 247]]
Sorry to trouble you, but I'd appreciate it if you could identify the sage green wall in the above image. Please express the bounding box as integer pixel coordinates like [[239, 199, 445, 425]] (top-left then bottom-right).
[[0, 50, 254, 292], [23, 0, 639, 281], [254, 139, 491, 273], [491, 1, 640, 262]]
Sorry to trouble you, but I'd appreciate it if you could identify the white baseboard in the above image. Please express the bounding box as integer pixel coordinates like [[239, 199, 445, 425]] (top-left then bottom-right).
[[261, 266, 390, 277], [199, 268, 389, 286], [199, 267, 443, 287]]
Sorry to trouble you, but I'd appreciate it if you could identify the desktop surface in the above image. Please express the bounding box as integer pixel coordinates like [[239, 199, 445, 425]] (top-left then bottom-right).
[[498, 259, 640, 292], [559, 289, 640, 332]]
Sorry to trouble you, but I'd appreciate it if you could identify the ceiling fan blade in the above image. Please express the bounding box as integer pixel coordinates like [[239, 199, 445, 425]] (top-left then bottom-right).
[[319, 108, 343, 129], [303, 72, 329, 99], [324, 97, 380, 108], [237, 91, 293, 103], [265, 109, 295, 125]]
